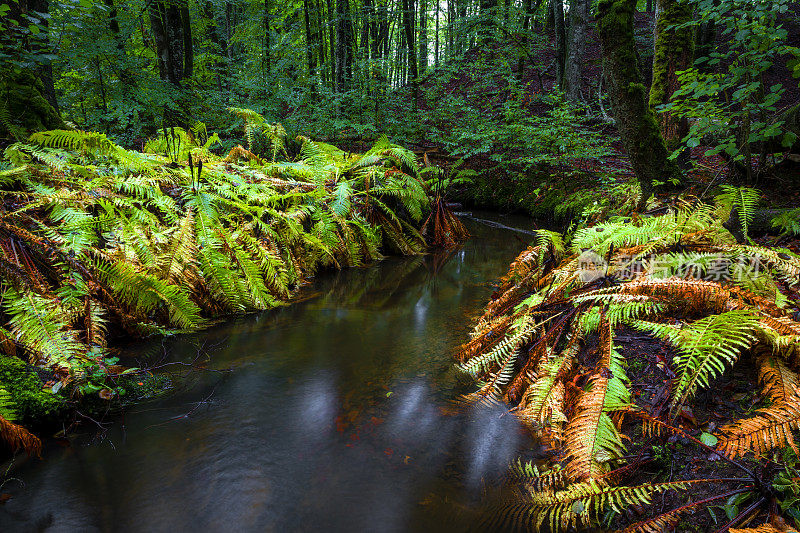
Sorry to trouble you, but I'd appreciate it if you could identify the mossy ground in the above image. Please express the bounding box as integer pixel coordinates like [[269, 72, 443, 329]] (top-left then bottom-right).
[[0, 356, 66, 429]]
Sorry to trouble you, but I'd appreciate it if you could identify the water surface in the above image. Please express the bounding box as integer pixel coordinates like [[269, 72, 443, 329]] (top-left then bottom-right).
[[1, 213, 536, 533]]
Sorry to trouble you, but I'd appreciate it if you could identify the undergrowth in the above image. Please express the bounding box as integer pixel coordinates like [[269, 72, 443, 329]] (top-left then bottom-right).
[[0, 110, 466, 451], [455, 192, 800, 531]]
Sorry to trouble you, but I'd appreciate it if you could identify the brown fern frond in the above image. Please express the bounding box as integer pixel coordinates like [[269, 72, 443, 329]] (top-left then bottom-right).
[[504, 312, 574, 405], [759, 315, 800, 337], [757, 352, 800, 404], [729, 525, 788, 533], [514, 336, 580, 437], [455, 315, 514, 363], [612, 278, 732, 314], [224, 145, 263, 164], [717, 402, 800, 458], [564, 317, 615, 481], [0, 414, 41, 456], [636, 410, 693, 442]]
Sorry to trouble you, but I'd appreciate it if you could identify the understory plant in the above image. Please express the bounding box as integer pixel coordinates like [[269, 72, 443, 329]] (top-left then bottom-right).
[[456, 195, 800, 531], [0, 110, 455, 448]]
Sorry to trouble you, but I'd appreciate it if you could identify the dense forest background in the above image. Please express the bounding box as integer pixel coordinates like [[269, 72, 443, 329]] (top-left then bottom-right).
[[3, 0, 798, 173]]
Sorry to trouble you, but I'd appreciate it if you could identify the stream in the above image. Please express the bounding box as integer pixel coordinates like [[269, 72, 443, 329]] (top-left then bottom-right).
[[0, 213, 537, 533]]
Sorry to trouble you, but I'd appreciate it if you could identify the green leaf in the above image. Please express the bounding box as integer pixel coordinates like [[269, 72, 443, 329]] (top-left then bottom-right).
[[699, 432, 718, 446]]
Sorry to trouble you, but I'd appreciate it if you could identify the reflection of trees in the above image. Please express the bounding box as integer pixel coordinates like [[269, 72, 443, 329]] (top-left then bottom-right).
[[309, 247, 463, 311]]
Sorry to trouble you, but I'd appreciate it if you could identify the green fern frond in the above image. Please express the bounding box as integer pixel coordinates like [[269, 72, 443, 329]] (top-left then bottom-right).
[[633, 310, 760, 415], [0, 386, 17, 422], [717, 185, 761, 240]]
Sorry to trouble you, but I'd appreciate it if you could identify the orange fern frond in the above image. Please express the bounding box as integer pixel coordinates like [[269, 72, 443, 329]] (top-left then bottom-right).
[[757, 352, 800, 404], [0, 414, 41, 456], [729, 525, 789, 533], [717, 403, 800, 458], [564, 318, 618, 481]]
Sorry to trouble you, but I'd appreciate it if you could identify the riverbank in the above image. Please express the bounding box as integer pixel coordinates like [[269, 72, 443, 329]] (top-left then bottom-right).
[[0, 214, 537, 531], [457, 192, 800, 531], [0, 118, 468, 454]]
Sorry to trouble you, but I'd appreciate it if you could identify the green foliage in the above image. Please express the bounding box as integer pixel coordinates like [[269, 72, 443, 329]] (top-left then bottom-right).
[[0, 356, 65, 426], [715, 185, 761, 241], [0, 121, 439, 394], [662, 0, 800, 173], [772, 208, 800, 236], [0, 385, 15, 422]]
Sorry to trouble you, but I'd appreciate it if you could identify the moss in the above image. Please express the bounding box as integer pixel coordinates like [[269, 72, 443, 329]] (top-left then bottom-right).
[[0, 356, 66, 428], [0, 67, 66, 140], [596, 0, 683, 196], [649, 0, 694, 147]]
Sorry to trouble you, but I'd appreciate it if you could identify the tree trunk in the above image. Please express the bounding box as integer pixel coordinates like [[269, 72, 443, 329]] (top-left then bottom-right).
[[401, 0, 419, 105], [304, 0, 319, 91], [649, 0, 694, 150], [596, 0, 681, 203], [564, 0, 588, 101], [149, 1, 193, 85], [335, 0, 354, 92], [0, 0, 64, 138], [552, 0, 566, 89], [480, 0, 497, 40], [419, 0, 428, 73]]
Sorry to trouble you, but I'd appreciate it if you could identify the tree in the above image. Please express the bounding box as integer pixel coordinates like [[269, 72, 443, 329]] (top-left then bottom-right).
[[0, 0, 64, 138], [552, 0, 566, 88], [648, 0, 694, 150], [564, 0, 589, 101], [419, 0, 428, 73], [596, 0, 681, 202], [149, 0, 193, 85], [335, 0, 355, 92], [401, 0, 419, 104]]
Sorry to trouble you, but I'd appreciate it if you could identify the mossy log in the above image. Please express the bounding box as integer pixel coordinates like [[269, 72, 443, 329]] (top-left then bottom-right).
[[723, 207, 797, 243]]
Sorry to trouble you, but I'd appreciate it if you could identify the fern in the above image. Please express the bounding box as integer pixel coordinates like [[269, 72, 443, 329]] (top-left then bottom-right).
[[510, 479, 702, 532], [771, 208, 800, 236], [564, 319, 629, 481], [0, 125, 445, 377], [633, 310, 760, 414], [0, 386, 16, 422], [717, 185, 761, 241]]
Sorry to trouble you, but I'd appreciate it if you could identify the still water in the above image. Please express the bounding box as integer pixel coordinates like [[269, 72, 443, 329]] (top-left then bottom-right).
[[1, 214, 537, 533]]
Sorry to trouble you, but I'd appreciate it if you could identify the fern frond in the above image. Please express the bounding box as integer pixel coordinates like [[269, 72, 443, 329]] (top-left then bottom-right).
[[0, 413, 41, 456], [717, 185, 761, 240], [716, 401, 800, 458], [729, 525, 788, 533], [522, 479, 701, 532], [564, 319, 629, 481], [757, 352, 800, 404]]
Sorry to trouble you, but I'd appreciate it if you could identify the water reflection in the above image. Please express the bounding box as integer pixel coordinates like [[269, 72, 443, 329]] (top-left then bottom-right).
[[1, 213, 537, 533]]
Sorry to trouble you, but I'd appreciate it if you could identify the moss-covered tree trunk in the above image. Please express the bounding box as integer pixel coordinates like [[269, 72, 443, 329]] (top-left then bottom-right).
[[0, 0, 65, 140], [597, 0, 681, 203], [649, 0, 694, 150]]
